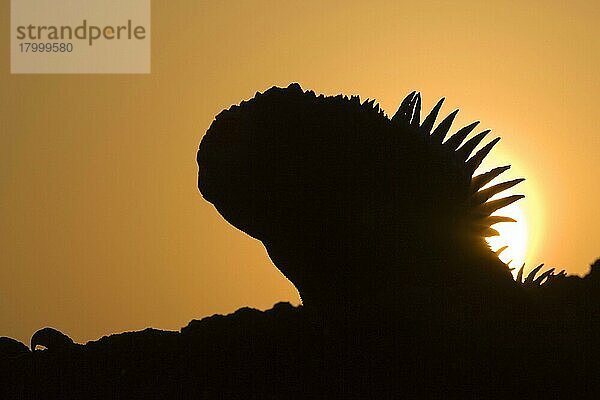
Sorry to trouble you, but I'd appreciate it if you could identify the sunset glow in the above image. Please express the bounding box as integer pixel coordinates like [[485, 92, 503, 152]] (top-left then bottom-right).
[[487, 202, 528, 275], [1, 1, 598, 346]]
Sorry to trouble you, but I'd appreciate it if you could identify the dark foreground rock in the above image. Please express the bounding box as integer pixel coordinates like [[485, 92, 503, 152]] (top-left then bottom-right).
[[2, 268, 600, 400]]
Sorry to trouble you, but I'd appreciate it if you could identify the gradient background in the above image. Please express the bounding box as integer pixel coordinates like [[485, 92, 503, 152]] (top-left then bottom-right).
[[1, 1, 598, 344]]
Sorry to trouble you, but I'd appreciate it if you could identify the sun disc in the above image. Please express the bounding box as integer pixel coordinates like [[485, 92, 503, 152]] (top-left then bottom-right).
[[486, 202, 528, 275]]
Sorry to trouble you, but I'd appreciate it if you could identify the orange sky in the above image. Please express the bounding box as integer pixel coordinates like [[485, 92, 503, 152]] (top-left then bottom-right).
[[1, 1, 598, 344]]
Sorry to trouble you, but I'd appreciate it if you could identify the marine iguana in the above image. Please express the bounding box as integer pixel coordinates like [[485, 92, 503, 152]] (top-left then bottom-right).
[[197, 83, 530, 314]]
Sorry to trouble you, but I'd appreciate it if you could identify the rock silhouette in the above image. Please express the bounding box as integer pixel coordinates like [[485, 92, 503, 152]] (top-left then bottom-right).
[[0, 337, 29, 358], [30, 327, 76, 352], [1, 84, 598, 398]]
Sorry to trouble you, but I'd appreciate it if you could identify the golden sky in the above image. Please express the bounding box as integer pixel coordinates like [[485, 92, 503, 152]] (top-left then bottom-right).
[[1, 1, 599, 344]]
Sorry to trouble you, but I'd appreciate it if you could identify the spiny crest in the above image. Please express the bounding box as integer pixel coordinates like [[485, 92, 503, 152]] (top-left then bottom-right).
[[515, 263, 566, 287], [392, 91, 525, 240]]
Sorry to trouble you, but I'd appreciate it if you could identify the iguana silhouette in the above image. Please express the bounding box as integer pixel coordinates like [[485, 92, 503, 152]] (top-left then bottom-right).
[[197, 83, 525, 316]]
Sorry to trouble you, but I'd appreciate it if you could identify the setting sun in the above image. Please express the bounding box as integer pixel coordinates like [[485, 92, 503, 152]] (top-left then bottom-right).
[[487, 202, 528, 275]]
